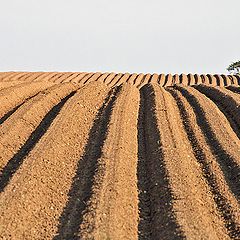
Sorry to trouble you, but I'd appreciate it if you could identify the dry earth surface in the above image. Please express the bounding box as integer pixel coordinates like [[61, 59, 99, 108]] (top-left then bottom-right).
[[0, 72, 240, 239]]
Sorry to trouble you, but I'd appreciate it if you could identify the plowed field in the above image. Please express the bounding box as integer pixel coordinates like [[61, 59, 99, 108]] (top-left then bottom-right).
[[0, 72, 240, 240]]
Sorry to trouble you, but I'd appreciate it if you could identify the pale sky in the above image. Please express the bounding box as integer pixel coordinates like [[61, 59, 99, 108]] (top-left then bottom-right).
[[0, 0, 239, 74]]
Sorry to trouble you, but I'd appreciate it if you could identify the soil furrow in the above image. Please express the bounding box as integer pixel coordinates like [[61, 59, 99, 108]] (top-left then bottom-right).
[[0, 92, 40, 125], [168, 86, 240, 238], [207, 74, 218, 86], [0, 83, 78, 172], [3, 72, 26, 82], [155, 85, 230, 239], [163, 74, 173, 87], [103, 73, 116, 85], [137, 91, 152, 239], [46, 73, 65, 83], [194, 74, 202, 84], [115, 73, 131, 86], [127, 73, 138, 84], [59, 72, 79, 83], [53, 86, 121, 239], [150, 73, 159, 84], [0, 81, 25, 91], [70, 72, 88, 83], [0, 72, 14, 81], [71, 84, 139, 240], [16, 72, 35, 81], [172, 74, 179, 85], [139, 84, 231, 239], [0, 91, 76, 192], [138, 74, 151, 88], [0, 73, 15, 81], [179, 74, 187, 85], [78, 73, 95, 84], [85, 72, 103, 84], [52, 72, 72, 83], [29, 72, 51, 82], [23, 72, 45, 82], [194, 85, 240, 139], [188, 74, 195, 85], [137, 84, 183, 240], [0, 83, 111, 240], [0, 82, 54, 119], [228, 75, 239, 85], [97, 72, 110, 83], [226, 85, 240, 94], [134, 73, 144, 86], [0, 81, 34, 97], [136, 74, 147, 88], [10, 72, 29, 81], [158, 74, 165, 86], [107, 73, 123, 87], [44, 72, 62, 82], [33, 72, 58, 82], [175, 86, 240, 198], [214, 75, 225, 86]]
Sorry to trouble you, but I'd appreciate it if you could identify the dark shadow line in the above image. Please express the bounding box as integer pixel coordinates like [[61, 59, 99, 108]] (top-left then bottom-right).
[[226, 86, 240, 94], [52, 72, 69, 83], [16, 72, 31, 81], [194, 74, 199, 84], [168, 86, 240, 238], [176, 86, 240, 200], [187, 74, 192, 85], [136, 74, 147, 88], [84, 73, 98, 84], [104, 73, 116, 84], [235, 75, 240, 85], [214, 74, 221, 86], [147, 74, 153, 84], [0, 82, 24, 94], [179, 74, 183, 84], [126, 73, 133, 83], [163, 74, 170, 87], [0, 93, 40, 125], [137, 84, 183, 240], [206, 74, 212, 84], [193, 85, 240, 139], [83, 73, 95, 84], [133, 73, 141, 85], [53, 86, 121, 240], [221, 75, 228, 86], [200, 74, 206, 84], [107, 73, 123, 86], [227, 75, 234, 85], [99, 72, 111, 83], [0, 91, 76, 192]]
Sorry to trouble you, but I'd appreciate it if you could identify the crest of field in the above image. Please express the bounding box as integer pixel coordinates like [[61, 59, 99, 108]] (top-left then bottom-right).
[[0, 71, 239, 87]]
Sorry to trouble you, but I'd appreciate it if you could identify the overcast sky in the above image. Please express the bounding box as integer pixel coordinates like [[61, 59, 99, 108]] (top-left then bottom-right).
[[0, 0, 239, 74]]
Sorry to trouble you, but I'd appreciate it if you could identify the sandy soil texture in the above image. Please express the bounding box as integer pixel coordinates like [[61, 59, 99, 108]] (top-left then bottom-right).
[[0, 72, 239, 239]]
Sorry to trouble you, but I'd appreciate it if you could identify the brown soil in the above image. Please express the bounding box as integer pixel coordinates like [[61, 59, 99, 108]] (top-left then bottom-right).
[[0, 72, 240, 240]]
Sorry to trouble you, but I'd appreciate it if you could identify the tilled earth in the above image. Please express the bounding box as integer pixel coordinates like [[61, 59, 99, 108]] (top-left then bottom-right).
[[0, 72, 240, 239]]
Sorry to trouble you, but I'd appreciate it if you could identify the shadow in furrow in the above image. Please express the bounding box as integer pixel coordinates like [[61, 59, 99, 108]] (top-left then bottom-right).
[[137, 88, 151, 240], [0, 93, 39, 125], [226, 86, 240, 94], [167, 87, 240, 238], [137, 85, 183, 240], [179, 86, 240, 199], [193, 85, 240, 140], [0, 91, 76, 192], [53, 86, 121, 240]]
